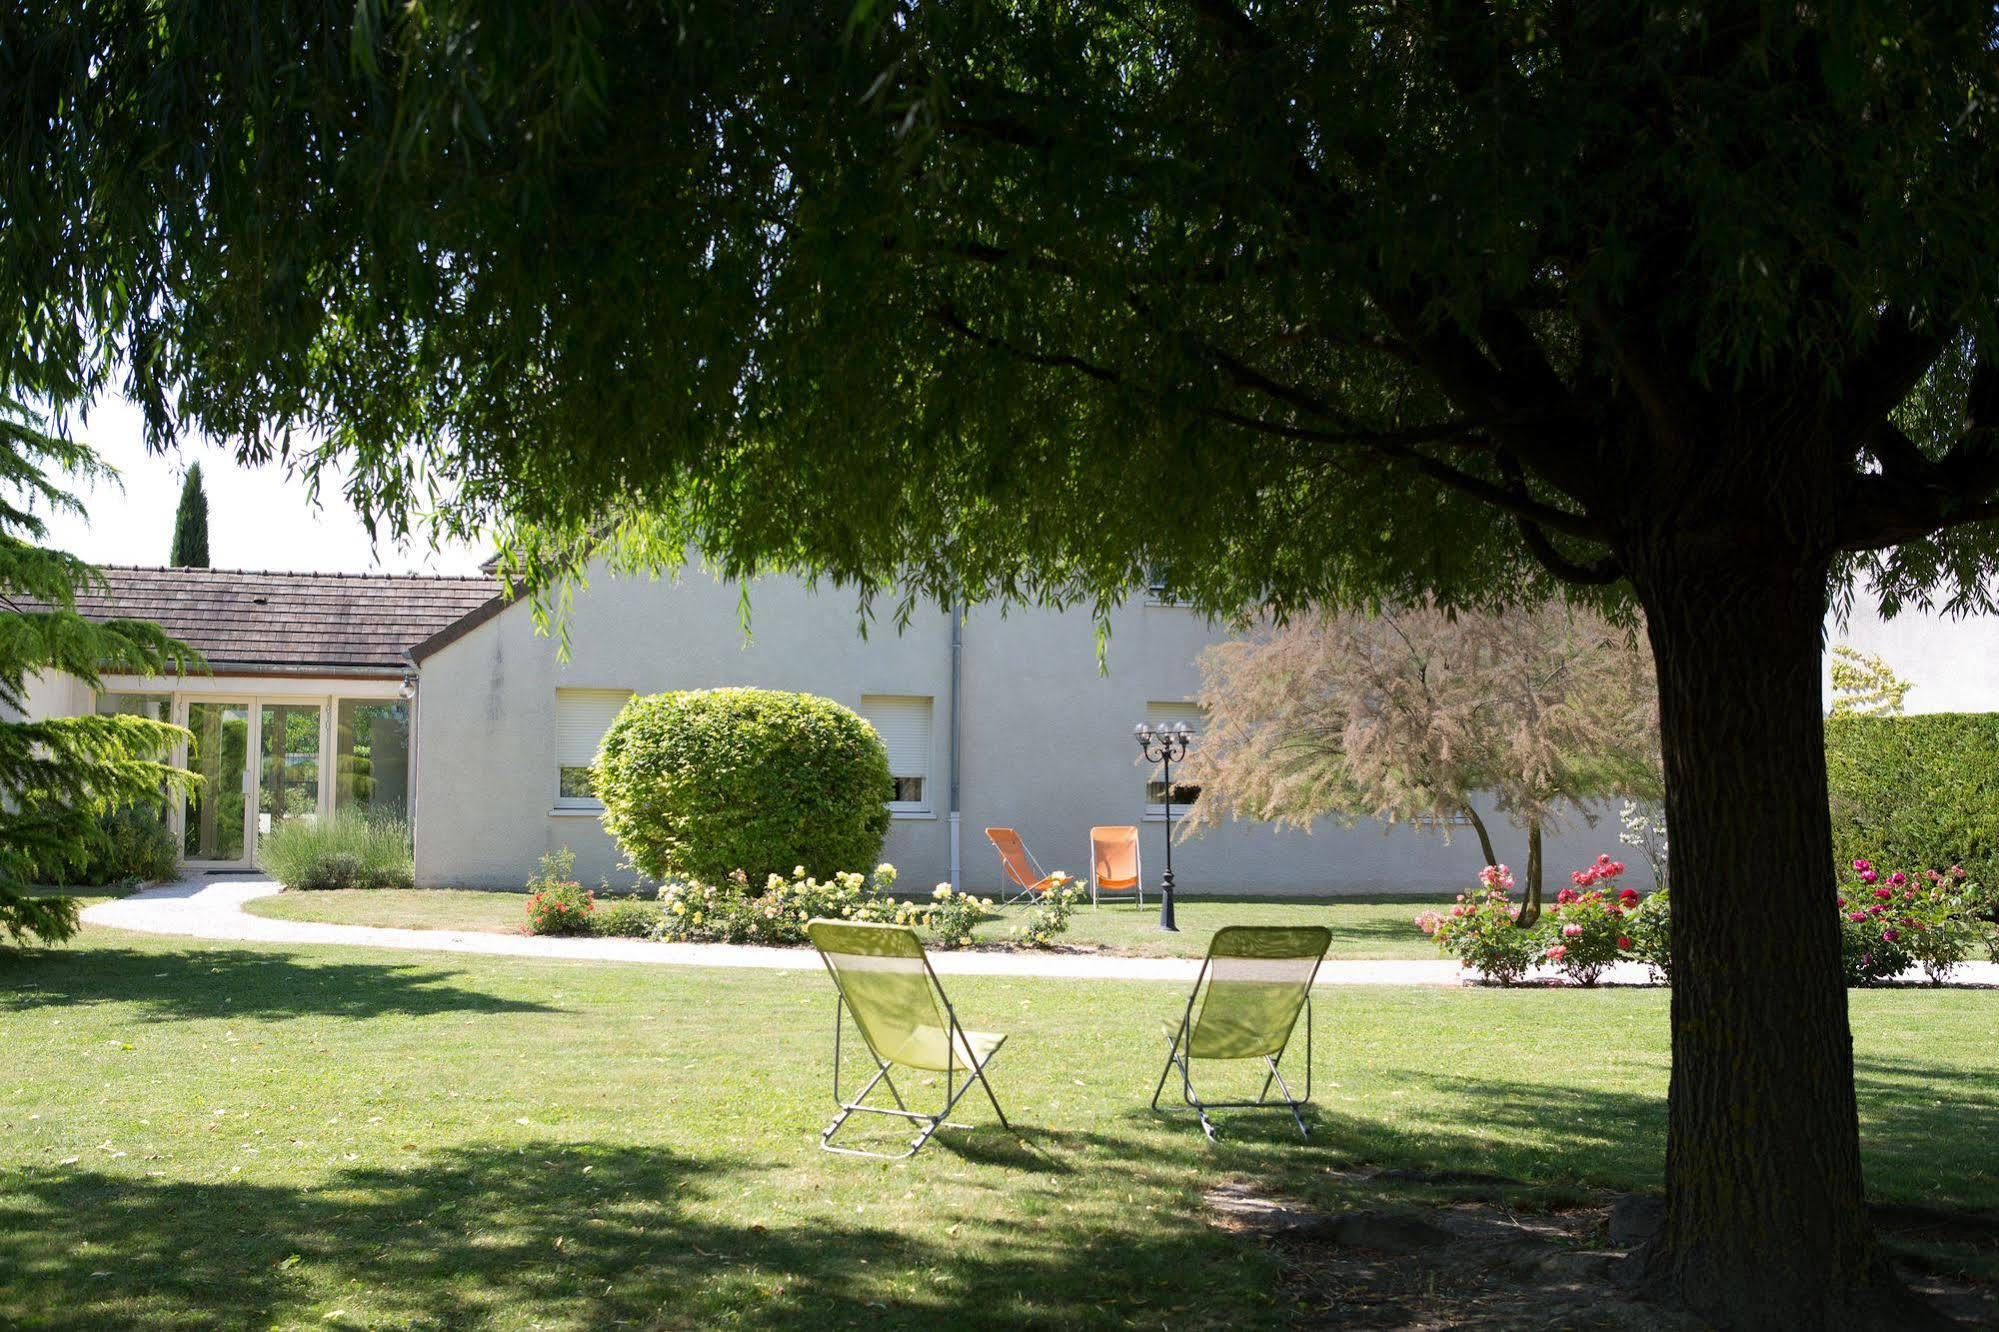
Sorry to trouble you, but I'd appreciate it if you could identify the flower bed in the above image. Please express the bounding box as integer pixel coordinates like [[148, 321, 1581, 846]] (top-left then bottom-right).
[[1420, 852, 1994, 986]]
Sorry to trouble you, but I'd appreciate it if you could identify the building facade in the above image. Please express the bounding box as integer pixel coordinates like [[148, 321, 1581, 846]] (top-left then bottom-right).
[[67, 561, 1999, 896]]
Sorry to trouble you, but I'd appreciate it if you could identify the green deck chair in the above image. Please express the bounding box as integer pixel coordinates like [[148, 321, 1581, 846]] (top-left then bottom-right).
[[1152, 925, 1332, 1141], [807, 919, 1011, 1159]]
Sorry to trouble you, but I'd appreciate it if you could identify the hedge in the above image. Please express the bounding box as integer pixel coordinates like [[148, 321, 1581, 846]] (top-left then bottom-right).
[[594, 687, 893, 886], [1825, 713, 1999, 888]]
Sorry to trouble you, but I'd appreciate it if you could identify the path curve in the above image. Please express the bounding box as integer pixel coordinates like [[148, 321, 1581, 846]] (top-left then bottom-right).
[[82, 876, 1999, 988]]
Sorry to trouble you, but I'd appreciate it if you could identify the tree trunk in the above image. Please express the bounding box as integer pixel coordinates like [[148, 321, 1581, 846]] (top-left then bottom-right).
[[1518, 818, 1544, 926], [1462, 802, 1499, 871], [1627, 539, 1921, 1326]]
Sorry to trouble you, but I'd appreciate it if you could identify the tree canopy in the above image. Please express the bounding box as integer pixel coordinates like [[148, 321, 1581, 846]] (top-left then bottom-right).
[[1187, 603, 1660, 917], [4, 3, 1997, 621], [7, 3, 1998, 1322]]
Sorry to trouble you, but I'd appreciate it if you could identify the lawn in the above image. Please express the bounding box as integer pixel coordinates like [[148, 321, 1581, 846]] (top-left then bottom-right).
[[243, 889, 1448, 959], [1, 926, 1994, 1329]]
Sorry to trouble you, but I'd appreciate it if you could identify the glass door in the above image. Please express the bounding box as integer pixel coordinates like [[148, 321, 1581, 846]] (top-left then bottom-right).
[[259, 703, 324, 839], [184, 701, 251, 863]]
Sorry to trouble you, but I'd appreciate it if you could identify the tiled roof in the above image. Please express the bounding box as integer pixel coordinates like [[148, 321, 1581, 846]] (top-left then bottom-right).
[[53, 566, 504, 673]]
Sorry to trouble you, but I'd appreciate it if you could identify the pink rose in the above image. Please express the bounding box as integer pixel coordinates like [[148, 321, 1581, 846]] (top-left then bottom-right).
[[1888, 871, 1907, 887], [1546, 945, 1567, 961], [1847, 911, 1867, 923], [1873, 887, 1893, 901], [1562, 923, 1584, 938], [1859, 869, 1879, 884], [1853, 859, 1871, 872], [1881, 929, 1899, 943]]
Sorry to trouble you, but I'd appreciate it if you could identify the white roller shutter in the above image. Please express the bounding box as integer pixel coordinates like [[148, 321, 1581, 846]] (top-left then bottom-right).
[[555, 689, 633, 803], [1145, 700, 1205, 734], [860, 694, 932, 811]]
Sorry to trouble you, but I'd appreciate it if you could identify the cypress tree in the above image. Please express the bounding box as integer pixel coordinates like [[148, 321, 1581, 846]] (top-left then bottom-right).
[[169, 461, 209, 568]]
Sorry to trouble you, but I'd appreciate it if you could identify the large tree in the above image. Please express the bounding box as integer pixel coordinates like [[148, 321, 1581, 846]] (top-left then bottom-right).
[[6, 3, 1999, 1322], [1185, 603, 1660, 922], [0, 401, 196, 943]]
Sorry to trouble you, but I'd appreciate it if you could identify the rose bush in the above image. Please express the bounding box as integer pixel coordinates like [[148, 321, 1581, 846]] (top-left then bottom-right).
[[1012, 876, 1082, 949], [525, 848, 595, 936], [1542, 855, 1639, 986], [1424, 864, 1542, 985], [656, 864, 908, 945], [1841, 859, 1991, 985]]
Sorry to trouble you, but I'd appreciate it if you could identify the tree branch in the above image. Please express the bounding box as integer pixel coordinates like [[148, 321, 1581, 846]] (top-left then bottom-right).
[[926, 304, 1603, 538], [1842, 309, 1954, 427]]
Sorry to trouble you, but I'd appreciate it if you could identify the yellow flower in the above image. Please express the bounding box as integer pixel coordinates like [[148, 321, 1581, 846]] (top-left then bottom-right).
[[932, 884, 951, 900]]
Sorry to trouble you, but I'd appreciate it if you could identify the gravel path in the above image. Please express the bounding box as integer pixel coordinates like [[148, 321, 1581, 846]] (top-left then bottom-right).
[[82, 875, 1999, 988]]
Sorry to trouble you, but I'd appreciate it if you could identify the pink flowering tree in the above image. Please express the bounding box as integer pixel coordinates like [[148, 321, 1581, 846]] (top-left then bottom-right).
[[1187, 602, 1661, 924]]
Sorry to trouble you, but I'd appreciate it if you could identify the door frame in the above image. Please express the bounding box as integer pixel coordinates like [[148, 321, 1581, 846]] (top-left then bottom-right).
[[176, 696, 258, 870]]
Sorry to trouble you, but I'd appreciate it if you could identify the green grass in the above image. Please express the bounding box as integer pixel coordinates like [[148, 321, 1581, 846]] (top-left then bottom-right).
[[244, 890, 1448, 959], [0, 926, 1994, 1328]]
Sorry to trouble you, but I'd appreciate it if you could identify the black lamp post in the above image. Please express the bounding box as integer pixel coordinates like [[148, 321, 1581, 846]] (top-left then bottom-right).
[[1134, 721, 1192, 931]]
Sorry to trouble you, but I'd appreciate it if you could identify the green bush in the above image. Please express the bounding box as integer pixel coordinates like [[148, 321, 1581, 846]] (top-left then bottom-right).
[[257, 813, 413, 890], [596, 688, 893, 886], [53, 804, 179, 887], [592, 898, 663, 939], [1826, 713, 1999, 888]]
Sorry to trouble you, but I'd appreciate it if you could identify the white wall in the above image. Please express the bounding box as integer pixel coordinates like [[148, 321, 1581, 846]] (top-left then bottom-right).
[[412, 566, 1646, 896], [8, 670, 94, 723], [1827, 601, 1999, 715]]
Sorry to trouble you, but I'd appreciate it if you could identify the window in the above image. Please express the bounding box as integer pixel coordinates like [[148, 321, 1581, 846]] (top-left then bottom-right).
[[334, 700, 411, 820], [555, 689, 632, 809], [1143, 562, 1184, 607], [1142, 701, 1205, 818], [860, 694, 932, 815]]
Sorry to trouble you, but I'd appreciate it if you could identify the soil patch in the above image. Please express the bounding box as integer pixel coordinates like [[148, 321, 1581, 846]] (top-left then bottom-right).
[[1206, 1179, 1999, 1329]]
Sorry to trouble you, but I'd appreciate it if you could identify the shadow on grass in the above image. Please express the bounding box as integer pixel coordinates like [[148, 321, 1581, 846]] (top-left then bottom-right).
[[0, 1142, 1267, 1329], [0, 947, 560, 1022]]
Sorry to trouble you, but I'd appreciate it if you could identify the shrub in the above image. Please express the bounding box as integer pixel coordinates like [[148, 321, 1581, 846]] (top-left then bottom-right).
[[258, 813, 414, 890], [924, 883, 992, 950], [592, 898, 663, 939], [53, 804, 179, 887], [1841, 859, 1991, 985], [525, 848, 595, 936], [595, 688, 893, 886], [1426, 865, 1544, 985], [1012, 877, 1082, 949], [1624, 885, 1672, 984], [1542, 855, 1640, 987], [1826, 714, 1999, 890], [657, 864, 912, 945]]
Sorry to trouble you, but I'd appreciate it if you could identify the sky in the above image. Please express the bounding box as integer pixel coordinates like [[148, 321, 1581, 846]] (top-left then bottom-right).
[[40, 396, 489, 576]]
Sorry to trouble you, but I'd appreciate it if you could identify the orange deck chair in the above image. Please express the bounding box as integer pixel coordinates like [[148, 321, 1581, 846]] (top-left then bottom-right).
[[985, 827, 1059, 905], [1089, 825, 1144, 908]]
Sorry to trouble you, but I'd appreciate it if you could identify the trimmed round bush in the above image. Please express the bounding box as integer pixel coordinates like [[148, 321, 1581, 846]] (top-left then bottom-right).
[[595, 688, 892, 885]]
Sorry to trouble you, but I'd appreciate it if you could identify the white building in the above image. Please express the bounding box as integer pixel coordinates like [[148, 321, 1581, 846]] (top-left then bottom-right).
[[65, 561, 1985, 897]]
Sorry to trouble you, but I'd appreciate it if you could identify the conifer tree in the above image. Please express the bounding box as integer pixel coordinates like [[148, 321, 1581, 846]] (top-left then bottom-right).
[[170, 461, 209, 568], [1, 400, 197, 943]]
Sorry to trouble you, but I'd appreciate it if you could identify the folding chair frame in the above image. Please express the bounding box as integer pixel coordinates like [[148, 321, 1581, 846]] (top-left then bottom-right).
[[986, 828, 1055, 906], [814, 949, 1010, 1160], [1150, 950, 1325, 1142]]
